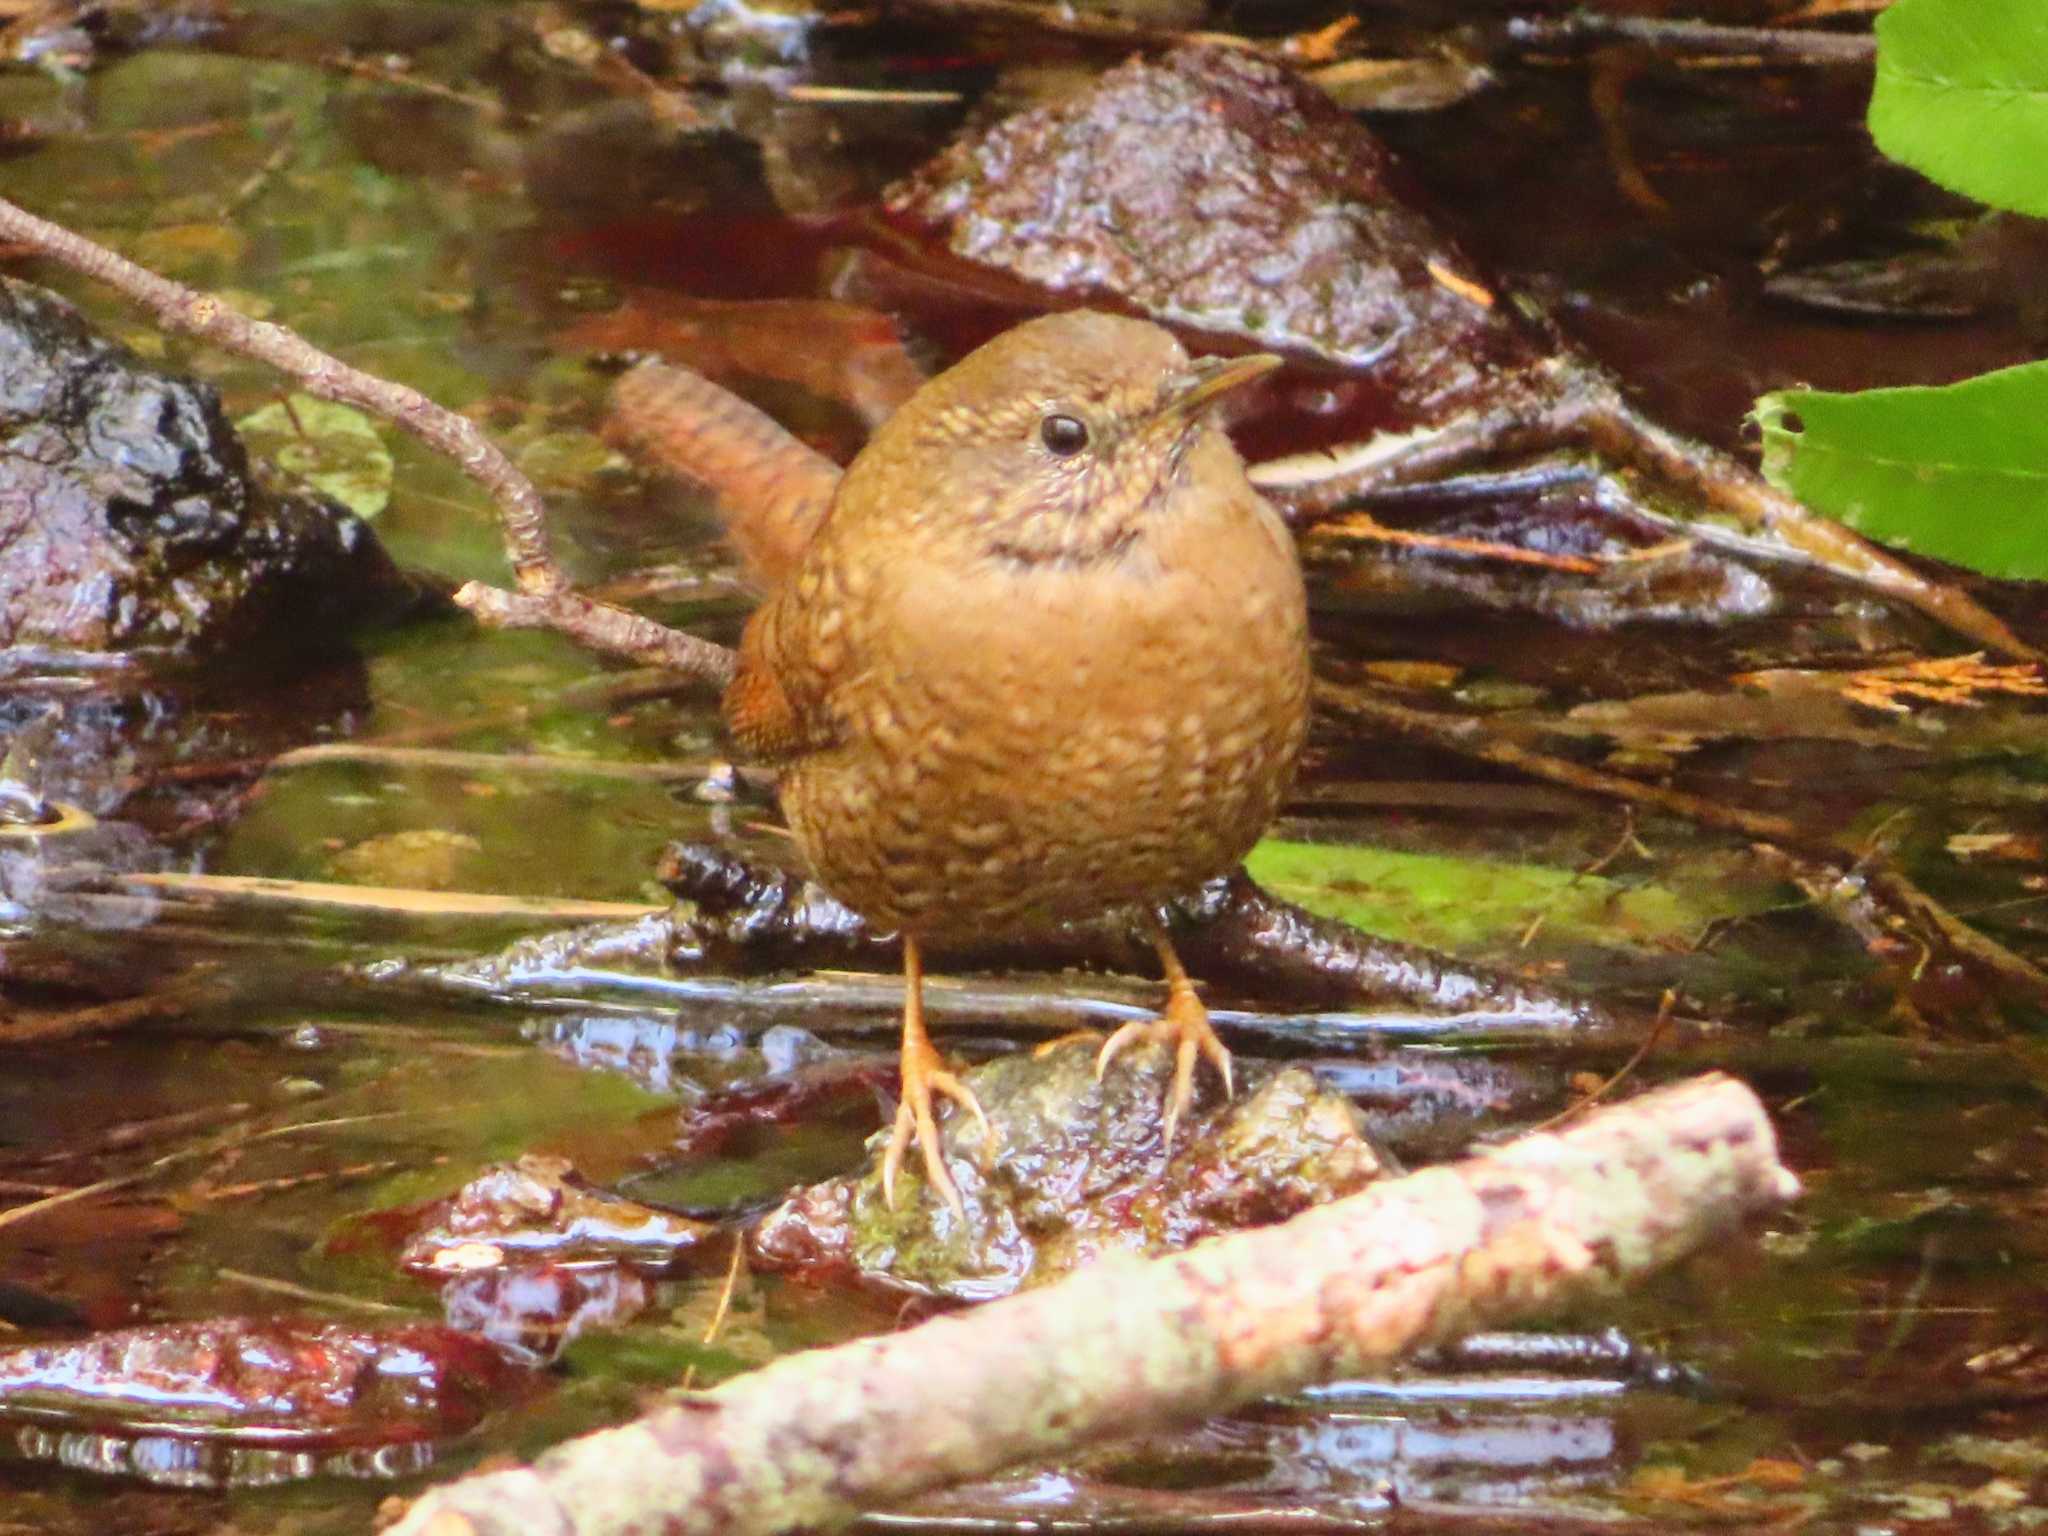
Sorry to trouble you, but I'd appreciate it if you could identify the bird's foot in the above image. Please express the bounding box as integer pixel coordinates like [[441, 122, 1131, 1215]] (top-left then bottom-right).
[[1094, 982, 1233, 1152], [881, 1032, 991, 1217], [1032, 1028, 1106, 1058]]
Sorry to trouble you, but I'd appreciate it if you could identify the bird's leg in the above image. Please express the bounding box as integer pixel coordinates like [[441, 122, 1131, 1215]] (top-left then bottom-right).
[[880, 934, 990, 1216], [1095, 912, 1234, 1150]]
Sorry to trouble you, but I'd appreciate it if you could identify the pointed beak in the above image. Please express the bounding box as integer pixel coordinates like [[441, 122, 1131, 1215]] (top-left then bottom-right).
[[1158, 352, 1284, 424]]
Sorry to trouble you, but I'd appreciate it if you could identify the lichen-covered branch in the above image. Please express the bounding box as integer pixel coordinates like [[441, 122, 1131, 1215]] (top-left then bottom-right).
[[386, 1073, 1793, 1536]]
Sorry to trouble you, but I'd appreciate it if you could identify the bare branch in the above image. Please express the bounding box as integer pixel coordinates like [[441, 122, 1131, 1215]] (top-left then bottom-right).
[[0, 195, 565, 593], [453, 582, 737, 686], [0, 194, 748, 685], [1317, 679, 2048, 1009]]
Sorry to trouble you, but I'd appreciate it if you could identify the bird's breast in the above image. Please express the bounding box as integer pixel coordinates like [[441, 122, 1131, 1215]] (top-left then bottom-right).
[[778, 475, 1309, 940]]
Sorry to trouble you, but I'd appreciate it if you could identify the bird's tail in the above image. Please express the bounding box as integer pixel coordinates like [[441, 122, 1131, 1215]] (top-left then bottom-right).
[[611, 360, 841, 591]]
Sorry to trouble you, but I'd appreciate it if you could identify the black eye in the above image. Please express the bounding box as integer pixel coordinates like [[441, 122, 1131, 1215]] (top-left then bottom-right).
[[1040, 413, 1089, 456]]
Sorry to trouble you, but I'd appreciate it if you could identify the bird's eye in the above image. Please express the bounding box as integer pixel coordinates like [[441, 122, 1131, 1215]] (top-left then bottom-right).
[[1039, 413, 1090, 457]]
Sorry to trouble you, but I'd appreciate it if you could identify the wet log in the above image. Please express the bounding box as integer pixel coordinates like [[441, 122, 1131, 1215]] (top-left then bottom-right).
[[654, 845, 1601, 1024], [385, 1072, 1795, 1536]]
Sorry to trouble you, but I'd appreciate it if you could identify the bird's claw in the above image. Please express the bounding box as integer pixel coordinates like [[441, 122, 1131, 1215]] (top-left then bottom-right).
[[1094, 984, 1232, 1152], [880, 1048, 990, 1218]]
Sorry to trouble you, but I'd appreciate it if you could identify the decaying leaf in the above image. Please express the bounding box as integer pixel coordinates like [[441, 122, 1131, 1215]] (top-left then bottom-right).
[[236, 392, 395, 518], [1736, 654, 2048, 714]]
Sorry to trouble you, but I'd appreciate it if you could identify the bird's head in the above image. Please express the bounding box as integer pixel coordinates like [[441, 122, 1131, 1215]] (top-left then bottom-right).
[[842, 310, 1280, 568]]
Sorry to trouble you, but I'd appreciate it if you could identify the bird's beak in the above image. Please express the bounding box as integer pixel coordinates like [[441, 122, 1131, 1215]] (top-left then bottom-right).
[[1158, 352, 1284, 423]]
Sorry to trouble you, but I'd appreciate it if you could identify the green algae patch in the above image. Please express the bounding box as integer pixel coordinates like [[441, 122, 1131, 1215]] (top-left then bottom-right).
[[1246, 839, 1748, 955]]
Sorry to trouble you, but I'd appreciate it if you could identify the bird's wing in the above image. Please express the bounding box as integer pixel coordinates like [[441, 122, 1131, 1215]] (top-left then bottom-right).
[[722, 601, 839, 766]]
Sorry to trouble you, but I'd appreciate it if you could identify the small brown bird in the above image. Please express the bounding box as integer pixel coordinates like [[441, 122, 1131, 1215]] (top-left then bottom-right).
[[718, 310, 1310, 1212]]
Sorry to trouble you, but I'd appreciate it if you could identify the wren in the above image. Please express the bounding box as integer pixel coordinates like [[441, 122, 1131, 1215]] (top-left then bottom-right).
[[719, 310, 1311, 1213]]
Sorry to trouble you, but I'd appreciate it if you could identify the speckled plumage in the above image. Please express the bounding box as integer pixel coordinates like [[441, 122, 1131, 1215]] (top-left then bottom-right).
[[722, 309, 1310, 1211], [728, 311, 1309, 942]]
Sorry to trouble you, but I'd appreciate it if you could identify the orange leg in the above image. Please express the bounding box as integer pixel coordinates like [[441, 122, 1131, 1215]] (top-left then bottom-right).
[[880, 935, 990, 1216], [1094, 913, 1234, 1150]]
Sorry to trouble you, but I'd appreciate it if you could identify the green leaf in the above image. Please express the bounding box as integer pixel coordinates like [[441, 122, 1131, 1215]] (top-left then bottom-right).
[[1244, 839, 1738, 954], [1869, 0, 2048, 218], [1755, 361, 2048, 581], [236, 393, 394, 519]]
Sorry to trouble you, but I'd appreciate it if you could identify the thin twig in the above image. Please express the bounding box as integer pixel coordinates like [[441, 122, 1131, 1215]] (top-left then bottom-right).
[[0, 195, 563, 597], [0, 986, 196, 1046], [1578, 807, 1647, 881], [681, 1237, 751, 1394], [202, 1158, 409, 1202], [264, 743, 721, 784], [1503, 13, 1877, 66], [1533, 988, 1678, 1131], [217, 1266, 417, 1315], [452, 581, 737, 685], [703, 1238, 747, 1347], [113, 871, 665, 922], [0, 1112, 407, 1236], [222, 137, 298, 218], [1588, 47, 1669, 215], [1311, 512, 1600, 573], [779, 85, 965, 104], [137, 669, 704, 790]]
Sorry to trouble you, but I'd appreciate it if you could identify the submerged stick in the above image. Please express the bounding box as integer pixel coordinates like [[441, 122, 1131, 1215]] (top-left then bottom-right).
[[114, 872, 662, 923], [1317, 680, 2048, 1008], [386, 1073, 1794, 1536]]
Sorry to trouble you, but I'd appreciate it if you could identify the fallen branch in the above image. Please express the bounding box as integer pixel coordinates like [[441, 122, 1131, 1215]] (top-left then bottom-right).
[[386, 1073, 1794, 1536], [0, 196, 557, 596], [1259, 360, 2040, 664], [452, 581, 737, 687]]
